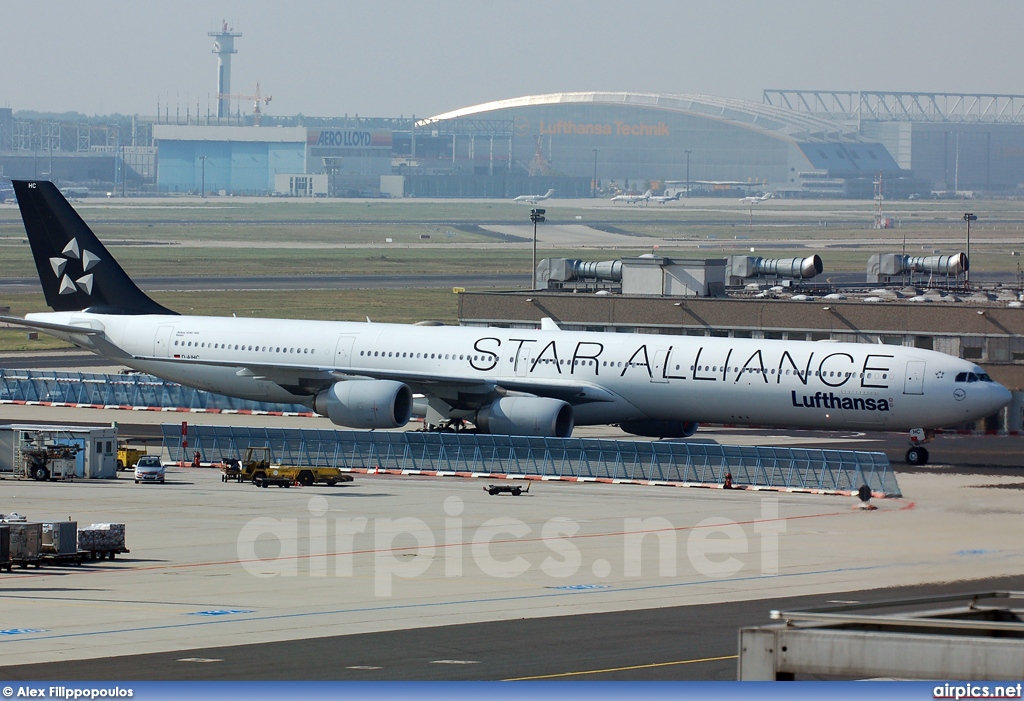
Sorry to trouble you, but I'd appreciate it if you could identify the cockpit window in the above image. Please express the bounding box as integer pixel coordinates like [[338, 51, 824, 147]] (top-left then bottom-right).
[[956, 371, 994, 383]]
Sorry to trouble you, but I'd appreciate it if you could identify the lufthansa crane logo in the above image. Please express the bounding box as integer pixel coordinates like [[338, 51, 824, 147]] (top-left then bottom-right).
[[49, 237, 100, 296]]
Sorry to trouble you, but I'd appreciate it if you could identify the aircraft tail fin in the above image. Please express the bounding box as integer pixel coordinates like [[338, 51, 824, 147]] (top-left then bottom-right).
[[12, 180, 176, 315], [545, 189, 555, 197]]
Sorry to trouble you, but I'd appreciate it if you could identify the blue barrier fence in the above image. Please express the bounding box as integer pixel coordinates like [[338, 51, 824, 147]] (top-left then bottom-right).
[[163, 424, 902, 497], [0, 369, 309, 413]]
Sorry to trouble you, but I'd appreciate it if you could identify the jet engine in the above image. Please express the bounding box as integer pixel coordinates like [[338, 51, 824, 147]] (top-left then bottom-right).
[[475, 397, 574, 438], [312, 380, 413, 429], [619, 420, 699, 439]]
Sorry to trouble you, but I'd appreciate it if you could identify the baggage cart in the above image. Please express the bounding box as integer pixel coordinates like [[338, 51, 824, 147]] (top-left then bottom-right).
[[78, 523, 129, 560]]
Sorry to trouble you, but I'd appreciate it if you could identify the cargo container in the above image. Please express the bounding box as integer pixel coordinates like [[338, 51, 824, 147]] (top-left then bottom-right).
[[0, 525, 10, 572], [9, 522, 42, 567], [42, 521, 78, 556]]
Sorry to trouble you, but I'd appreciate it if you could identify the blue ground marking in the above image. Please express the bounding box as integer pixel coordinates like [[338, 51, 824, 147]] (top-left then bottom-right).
[[551, 584, 610, 591], [0, 564, 886, 645], [187, 609, 255, 617], [0, 629, 47, 635]]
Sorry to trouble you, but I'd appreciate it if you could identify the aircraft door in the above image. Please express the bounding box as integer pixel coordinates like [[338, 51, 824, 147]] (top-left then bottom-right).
[[334, 336, 356, 368], [154, 325, 174, 357], [515, 347, 532, 377], [904, 360, 926, 395], [651, 349, 669, 383]]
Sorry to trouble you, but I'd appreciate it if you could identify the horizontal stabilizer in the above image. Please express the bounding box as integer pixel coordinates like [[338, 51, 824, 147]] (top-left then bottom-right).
[[0, 315, 104, 335]]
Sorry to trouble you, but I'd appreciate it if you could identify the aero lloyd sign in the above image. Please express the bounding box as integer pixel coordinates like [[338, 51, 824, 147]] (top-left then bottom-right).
[[307, 129, 392, 149]]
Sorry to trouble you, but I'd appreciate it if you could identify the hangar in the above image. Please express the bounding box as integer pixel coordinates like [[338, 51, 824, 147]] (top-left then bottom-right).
[[416, 92, 904, 197], [153, 125, 307, 195]]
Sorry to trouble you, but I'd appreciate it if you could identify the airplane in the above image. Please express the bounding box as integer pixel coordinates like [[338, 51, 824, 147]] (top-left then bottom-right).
[[2, 181, 1011, 466], [648, 191, 683, 204], [740, 192, 773, 205], [512, 189, 554, 204], [610, 189, 652, 205]]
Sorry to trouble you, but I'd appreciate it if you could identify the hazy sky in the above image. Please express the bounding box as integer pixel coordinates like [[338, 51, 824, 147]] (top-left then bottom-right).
[[2, 1, 1021, 119]]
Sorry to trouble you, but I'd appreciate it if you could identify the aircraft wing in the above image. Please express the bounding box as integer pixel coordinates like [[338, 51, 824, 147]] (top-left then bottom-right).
[[133, 354, 618, 407]]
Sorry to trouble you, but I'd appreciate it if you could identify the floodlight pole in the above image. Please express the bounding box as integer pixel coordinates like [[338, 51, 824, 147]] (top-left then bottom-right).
[[199, 155, 207, 198], [963, 212, 976, 288], [592, 149, 598, 198], [685, 149, 692, 198], [530, 208, 545, 289]]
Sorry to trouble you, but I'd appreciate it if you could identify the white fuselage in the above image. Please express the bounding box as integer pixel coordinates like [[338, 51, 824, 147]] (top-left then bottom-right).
[[28, 311, 1011, 432]]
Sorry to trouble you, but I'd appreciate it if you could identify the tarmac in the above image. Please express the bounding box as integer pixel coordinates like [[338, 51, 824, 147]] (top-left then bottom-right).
[[1, 449, 1023, 672]]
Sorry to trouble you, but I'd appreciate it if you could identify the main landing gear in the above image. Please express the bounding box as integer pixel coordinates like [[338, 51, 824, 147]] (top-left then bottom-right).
[[905, 428, 933, 465], [423, 418, 473, 433]]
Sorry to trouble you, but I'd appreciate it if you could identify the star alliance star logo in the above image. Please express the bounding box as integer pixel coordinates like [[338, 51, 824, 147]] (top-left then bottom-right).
[[49, 237, 100, 296]]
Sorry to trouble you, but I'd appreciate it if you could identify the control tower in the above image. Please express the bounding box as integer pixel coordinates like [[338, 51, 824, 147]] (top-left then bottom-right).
[[209, 21, 241, 119]]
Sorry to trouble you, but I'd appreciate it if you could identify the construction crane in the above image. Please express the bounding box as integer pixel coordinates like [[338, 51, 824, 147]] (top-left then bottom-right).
[[217, 82, 272, 125]]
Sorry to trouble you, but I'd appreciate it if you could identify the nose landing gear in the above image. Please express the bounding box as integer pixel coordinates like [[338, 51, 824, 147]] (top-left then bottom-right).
[[905, 428, 933, 465]]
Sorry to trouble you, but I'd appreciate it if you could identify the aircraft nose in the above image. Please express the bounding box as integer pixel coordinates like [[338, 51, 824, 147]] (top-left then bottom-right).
[[992, 382, 1013, 412]]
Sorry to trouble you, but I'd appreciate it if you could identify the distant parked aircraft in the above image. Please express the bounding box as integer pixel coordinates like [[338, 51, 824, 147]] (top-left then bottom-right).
[[649, 191, 683, 204], [739, 193, 773, 205], [610, 190, 652, 205], [513, 189, 555, 204]]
